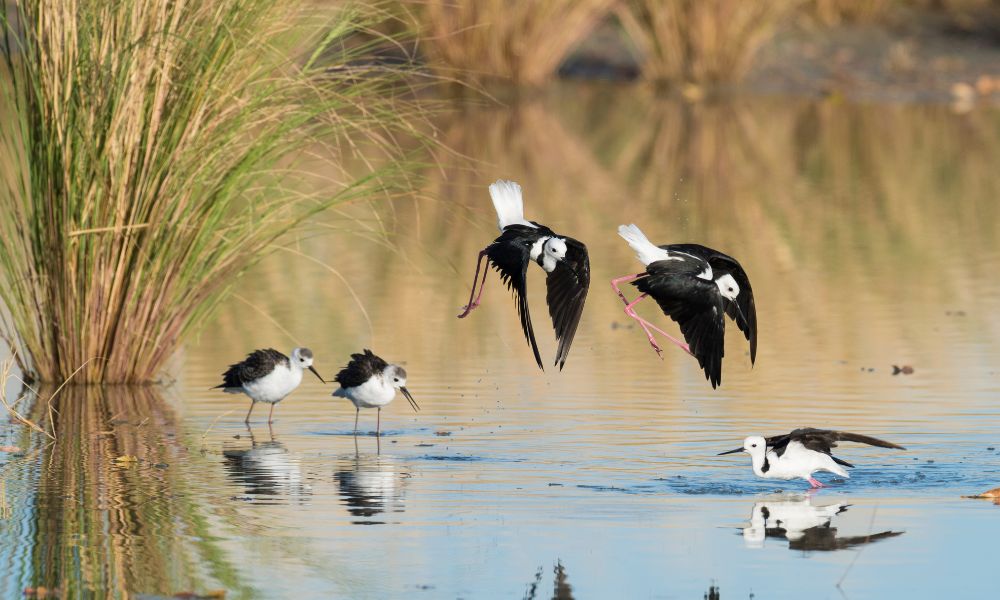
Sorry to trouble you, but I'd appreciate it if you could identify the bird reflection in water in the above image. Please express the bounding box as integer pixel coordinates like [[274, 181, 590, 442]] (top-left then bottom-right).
[[222, 425, 311, 504], [741, 495, 903, 551], [334, 445, 409, 524]]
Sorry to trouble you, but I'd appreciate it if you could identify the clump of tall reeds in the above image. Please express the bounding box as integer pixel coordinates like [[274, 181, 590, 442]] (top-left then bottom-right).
[[409, 0, 617, 86], [617, 0, 802, 85], [0, 1, 417, 383]]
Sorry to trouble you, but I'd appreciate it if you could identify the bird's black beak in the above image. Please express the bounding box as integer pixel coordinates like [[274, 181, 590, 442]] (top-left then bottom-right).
[[400, 386, 419, 412], [717, 447, 744, 456], [734, 302, 747, 324], [308, 365, 326, 383]]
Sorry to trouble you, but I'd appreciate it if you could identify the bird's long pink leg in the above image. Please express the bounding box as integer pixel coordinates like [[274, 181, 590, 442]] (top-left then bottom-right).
[[808, 477, 825, 488], [611, 274, 691, 357], [625, 294, 692, 357], [458, 250, 489, 318], [611, 273, 645, 306]]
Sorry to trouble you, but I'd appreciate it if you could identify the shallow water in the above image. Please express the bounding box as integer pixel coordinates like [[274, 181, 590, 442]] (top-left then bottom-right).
[[2, 87, 1000, 598]]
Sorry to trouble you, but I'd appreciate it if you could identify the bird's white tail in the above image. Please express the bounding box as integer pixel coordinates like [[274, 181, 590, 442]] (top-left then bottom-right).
[[617, 224, 671, 265], [489, 179, 534, 231]]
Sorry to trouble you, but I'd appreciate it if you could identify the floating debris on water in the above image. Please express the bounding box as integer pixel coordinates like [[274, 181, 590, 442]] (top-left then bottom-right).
[[962, 486, 1000, 502]]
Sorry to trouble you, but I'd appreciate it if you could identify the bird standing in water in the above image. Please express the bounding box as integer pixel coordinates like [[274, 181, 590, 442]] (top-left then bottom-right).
[[612, 224, 757, 388], [718, 428, 906, 488], [458, 179, 590, 371], [215, 347, 325, 423], [332, 349, 418, 436]]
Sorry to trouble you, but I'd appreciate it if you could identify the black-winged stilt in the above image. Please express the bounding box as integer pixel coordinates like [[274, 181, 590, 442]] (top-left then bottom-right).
[[458, 179, 590, 370], [214, 347, 325, 423], [612, 223, 757, 388], [332, 349, 418, 436], [718, 428, 906, 488]]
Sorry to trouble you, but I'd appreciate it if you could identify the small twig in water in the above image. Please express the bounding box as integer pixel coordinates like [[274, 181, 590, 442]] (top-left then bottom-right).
[[201, 410, 235, 446], [0, 356, 54, 440], [837, 504, 881, 594]]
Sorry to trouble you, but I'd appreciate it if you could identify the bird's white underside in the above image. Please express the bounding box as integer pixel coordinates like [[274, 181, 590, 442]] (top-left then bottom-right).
[[751, 441, 850, 482], [240, 363, 303, 404], [334, 373, 399, 409]]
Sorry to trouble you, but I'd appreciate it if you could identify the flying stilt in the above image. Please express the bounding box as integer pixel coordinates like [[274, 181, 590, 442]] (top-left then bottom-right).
[[332, 349, 418, 436], [214, 347, 325, 424], [458, 179, 590, 371], [612, 224, 757, 388], [718, 428, 906, 488]]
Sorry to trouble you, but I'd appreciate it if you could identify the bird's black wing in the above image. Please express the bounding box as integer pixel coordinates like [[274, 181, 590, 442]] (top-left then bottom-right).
[[215, 348, 288, 389], [709, 253, 757, 365], [668, 244, 757, 364], [769, 428, 906, 458], [545, 237, 590, 370], [335, 349, 388, 388], [635, 259, 726, 388], [487, 227, 543, 370], [764, 432, 793, 457]]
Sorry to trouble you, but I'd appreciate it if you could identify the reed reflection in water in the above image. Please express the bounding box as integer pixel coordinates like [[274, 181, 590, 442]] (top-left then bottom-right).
[[0, 385, 247, 597]]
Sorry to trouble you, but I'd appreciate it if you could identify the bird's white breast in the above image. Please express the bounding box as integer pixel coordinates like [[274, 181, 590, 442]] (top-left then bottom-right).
[[763, 443, 847, 480], [242, 363, 302, 404], [336, 375, 396, 409]]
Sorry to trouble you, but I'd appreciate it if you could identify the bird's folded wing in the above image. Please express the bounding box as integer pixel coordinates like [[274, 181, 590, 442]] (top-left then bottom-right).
[[545, 238, 590, 370], [334, 350, 387, 388], [488, 241, 543, 370], [224, 348, 287, 387]]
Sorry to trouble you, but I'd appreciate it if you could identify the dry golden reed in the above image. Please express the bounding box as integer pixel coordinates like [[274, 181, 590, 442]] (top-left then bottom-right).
[[0, 1, 415, 383], [409, 0, 617, 86], [617, 0, 802, 85]]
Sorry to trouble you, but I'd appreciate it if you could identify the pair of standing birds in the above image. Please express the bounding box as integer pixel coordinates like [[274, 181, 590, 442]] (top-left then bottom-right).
[[457, 179, 904, 488], [215, 347, 418, 435]]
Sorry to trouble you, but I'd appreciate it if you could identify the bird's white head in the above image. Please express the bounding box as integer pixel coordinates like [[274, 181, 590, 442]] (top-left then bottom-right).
[[743, 435, 767, 457], [720, 435, 767, 458], [291, 347, 326, 383], [384, 364, 407, 388], [544, 237, 568, 261], [715, 274, 740, 300], [384, 364, 419, 412], [291, 347, 314, 367]]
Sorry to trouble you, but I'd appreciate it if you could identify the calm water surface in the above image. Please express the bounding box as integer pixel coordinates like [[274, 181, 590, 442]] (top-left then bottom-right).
[[2, 87, 1000, 598]]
